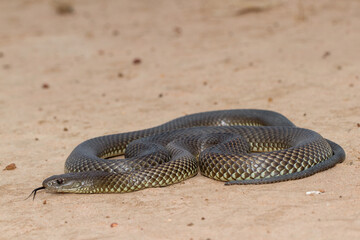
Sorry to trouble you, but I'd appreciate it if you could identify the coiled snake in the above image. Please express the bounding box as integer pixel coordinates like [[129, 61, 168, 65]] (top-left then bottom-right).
[[30, 109, 345, 197]]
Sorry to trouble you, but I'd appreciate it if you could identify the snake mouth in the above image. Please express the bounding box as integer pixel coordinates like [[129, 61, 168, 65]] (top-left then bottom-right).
[[27, 176, 72, 199], [27, 180, 79, 200]]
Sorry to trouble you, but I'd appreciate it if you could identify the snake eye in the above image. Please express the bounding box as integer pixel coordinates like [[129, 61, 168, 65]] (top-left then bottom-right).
[[56, 179, 64, 185]]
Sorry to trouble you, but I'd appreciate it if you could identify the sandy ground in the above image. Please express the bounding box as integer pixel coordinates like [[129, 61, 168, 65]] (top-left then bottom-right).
[[1, 0, 359, 239]]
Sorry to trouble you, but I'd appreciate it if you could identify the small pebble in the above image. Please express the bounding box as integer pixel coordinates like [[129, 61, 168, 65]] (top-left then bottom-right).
[[110, 223, 118, 228], [174, 26, 182, 35], [187, 223, 194, 226], [55, 2, 74, 15], [133, 58, 142, 65], [4, 163, 16, 170], [322, 51, 331, 59], [306, 190, 324, 195]]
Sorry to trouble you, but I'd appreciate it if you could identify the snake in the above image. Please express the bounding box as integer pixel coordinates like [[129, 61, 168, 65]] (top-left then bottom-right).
[[29, 109, 345, 198]]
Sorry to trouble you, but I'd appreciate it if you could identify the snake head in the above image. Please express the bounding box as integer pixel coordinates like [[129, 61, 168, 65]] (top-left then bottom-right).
[[28, 171, 111, 199], [42, 172, 103, 193]]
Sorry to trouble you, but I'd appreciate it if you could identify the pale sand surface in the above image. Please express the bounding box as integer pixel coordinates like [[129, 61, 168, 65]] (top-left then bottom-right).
[[1, 0, 359, 239]]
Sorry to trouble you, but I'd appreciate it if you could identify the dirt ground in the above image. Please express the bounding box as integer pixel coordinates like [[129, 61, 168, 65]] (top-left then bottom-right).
[[1, 0, 359, 239]]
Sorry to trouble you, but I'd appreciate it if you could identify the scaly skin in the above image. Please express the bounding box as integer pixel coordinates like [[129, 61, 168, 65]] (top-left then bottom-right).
[[34, 109, 345, 195]]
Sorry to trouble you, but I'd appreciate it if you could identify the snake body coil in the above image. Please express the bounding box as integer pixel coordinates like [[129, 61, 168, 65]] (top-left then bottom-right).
[[37, 109, 345, 194]]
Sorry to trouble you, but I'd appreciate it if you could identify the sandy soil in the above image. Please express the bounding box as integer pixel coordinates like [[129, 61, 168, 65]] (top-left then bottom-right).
[[1, 0, 359, 239]]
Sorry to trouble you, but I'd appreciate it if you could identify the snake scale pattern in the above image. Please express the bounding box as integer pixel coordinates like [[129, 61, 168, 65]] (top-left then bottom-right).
[[31, 109, 345, 196]]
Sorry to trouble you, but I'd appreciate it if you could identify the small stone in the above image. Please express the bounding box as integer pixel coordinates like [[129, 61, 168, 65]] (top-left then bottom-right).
[[55, 2, 74, 15], [306, 190, 323, 195], [174, 26, 182, 35], [322, 51, 331, 59], [133, 58, 142, 65], [4, 163, 16, 170], [110, 223, 118, 228]]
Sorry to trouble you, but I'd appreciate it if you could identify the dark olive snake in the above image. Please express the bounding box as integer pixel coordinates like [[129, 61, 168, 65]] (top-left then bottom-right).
[[29, 109, 345, 198]]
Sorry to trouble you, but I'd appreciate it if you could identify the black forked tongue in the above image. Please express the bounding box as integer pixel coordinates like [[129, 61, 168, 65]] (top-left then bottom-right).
[[26, 186, 45, 200]]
